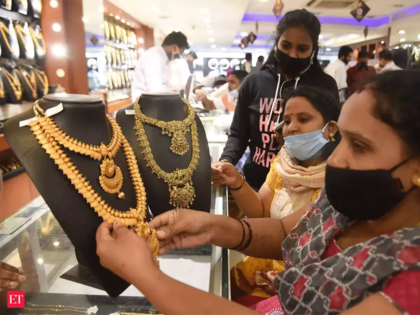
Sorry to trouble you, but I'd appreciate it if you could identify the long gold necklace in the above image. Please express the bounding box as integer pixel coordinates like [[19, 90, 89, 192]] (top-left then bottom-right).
[[0, 21, 15, 53], [135, 98, 196, 156], [34, 68, 49, 94], [30, 102, 159, 257], [15, 24, 31, 52], [29, 26, 46, 54], [1, 66, 22, 101], [134, 99, 200, 209], [18, 66, 37, 99]]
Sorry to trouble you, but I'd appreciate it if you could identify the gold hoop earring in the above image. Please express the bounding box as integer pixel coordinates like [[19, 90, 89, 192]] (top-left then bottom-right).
[[329, 133, 335, 142]]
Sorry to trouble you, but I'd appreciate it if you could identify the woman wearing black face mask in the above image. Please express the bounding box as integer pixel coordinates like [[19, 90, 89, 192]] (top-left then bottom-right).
[[214, 9, 338, 196], [96, 71, 420, 315]]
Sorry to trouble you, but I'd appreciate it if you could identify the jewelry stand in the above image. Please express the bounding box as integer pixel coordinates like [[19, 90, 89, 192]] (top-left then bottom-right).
[[0, 17, 20, 60], [116, 93, 212, 217], [29, 23, 45, 64], [16, 64, 38, 101], [33, 67, 48, 97], [15, 21, 35, 60], [4, 94, 140, 297], [0, 64, 22, 104], [12, 0, 28, 15]]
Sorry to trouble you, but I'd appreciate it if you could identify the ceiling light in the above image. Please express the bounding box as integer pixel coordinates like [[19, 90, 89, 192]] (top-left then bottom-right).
[[52, 23, 61, 32], [138, 38, 144, 44], [208, 38, 215, 42], [121, 19, 126, 23], [319, 35, 323, 39], [53, 241, 60, 247], [207, 30, 214, 34], [400, 38, 406, 42], [381, 41, 385, 44], [221, 47, 227, 51], [50, 0, 58, 8], [395, 46, 400, 49], [398, 30, 405, 34], [240, 32, 248, 37], [56, 69, 65, 77], [115, 15, 120, 20], [326, 48, 331, 52], [82, 17, 89, 23], [260, 0, 269, 2], [211, 45, 217, 48], [37, 258, 44, 264], [203, 18, 211, 23], [52, 44, 67, 57]]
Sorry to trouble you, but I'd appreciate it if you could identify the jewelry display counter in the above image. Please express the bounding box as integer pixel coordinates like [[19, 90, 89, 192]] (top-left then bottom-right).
[[0, 186, 229, 314]]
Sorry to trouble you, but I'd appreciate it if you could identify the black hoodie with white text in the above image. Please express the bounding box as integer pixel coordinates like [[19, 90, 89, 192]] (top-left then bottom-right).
[[220, 64, 338, 190]]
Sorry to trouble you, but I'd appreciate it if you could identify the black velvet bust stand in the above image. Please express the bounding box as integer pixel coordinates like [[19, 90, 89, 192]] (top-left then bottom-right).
[[116, 92, 211, 215], [4, 94, 135, 297]]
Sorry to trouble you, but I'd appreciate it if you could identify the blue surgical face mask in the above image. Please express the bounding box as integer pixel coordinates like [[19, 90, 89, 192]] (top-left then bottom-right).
[[284, 123, 330, 161]]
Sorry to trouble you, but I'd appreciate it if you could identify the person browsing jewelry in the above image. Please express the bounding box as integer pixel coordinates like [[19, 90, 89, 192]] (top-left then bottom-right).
[[96, 70, 420, 315]]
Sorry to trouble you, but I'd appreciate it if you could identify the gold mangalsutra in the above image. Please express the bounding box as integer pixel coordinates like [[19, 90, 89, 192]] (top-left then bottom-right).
[[17, 66, 37, 99], [34, 68, 49, 95], [134, 99, 200, 209], [30, 101, 159, 257], [135, 98, 195, 156], [33, 102, 124, 198], [1, 66, 22, 101]]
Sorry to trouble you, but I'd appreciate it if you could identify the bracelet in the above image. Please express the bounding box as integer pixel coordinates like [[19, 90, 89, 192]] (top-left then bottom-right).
[[239, 220, 253, 251], [229, 172, 245, 191], [230, 218, 245, 250]]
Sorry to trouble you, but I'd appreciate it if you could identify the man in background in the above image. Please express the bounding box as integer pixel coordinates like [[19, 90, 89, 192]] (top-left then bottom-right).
[[379, 49, 401, 73], [346, 51, 376, 94], [325, 46, 353, 91], [195, 70, 248, 111], [252, 55, 265, 73], [169, 51, 198, 92], [242, 53, 252, 73], [131, 31, 189, 100]]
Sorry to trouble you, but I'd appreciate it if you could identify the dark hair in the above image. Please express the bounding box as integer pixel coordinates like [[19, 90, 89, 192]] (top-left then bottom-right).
[[275, 9, 322, 70], [162, 32, 189, 49], [230, 70, 249, 82], [362, 70, 420, 156], [245, 53, 252, 61], [338, 46, 353, 59], [187, 51, 198, 59], [358, 51, 369, 59], [379, 49, 393, 61], [284, 85, 342, 158], [257, 55, 265, 63]]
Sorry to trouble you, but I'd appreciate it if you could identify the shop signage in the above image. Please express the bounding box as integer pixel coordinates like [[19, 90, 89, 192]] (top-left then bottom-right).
[[351, 0, 370, 22]]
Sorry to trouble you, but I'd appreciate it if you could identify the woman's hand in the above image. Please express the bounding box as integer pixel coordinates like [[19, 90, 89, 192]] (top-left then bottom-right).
[[96, 222, 158, 282], [0, 262, 25, 291], [211, 162, 242, 187], [149, 210, 215, 255]]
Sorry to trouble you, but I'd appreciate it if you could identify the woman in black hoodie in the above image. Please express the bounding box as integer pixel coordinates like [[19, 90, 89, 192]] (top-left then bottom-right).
[[213, 9, 338, 191]]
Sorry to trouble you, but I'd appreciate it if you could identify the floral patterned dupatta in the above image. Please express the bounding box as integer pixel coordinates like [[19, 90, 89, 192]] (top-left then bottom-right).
[[275, 188, 420, 314]]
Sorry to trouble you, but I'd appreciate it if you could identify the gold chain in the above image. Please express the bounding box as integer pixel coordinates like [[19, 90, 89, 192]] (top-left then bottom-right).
[[18, 66, 37, 99], [34, 68, 49, 95], [134, 99, 200, 209], [29, 26, 46, 53], [135, 98, 195, 156], [0, 21, 15, 53], [26, 302, 88, 313], [1, 66, 22, 101], [30, 101, 159, 257], [15, 24, 30, 51]]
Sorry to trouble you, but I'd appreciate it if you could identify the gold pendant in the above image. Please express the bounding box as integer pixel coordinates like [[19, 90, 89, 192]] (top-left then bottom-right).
[[170, 130, 190, 156], [99, 158, 124, 198], [169, 181, 195, 209], [136, 222, 159, 257]]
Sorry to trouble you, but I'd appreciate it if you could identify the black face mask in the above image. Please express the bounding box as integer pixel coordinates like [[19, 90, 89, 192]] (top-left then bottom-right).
[[358, 62, 368, 70], [276, 50, 313, 78], [343, 59, 350, 66], [325, 161, 416, 221]]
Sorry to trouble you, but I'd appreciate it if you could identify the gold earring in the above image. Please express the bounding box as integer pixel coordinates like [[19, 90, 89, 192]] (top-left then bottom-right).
[[413, 169, 420, 187], [329, 133, 335, 142]]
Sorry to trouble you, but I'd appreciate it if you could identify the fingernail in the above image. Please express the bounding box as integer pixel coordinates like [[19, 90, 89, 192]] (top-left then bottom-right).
[[18, 269, 24, 275], [10, 281, 18, 288], [114, 221, 122, 227], [156, 230, 166, 238], [18, 275, 26, 282]]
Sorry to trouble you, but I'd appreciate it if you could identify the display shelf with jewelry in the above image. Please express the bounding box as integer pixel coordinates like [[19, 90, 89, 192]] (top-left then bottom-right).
[[0, 17, 20, 60], [12, 0, 28, 15], [0, 63, 22, 103], [28, 23, 45, 62], [16, 63, 37, 100], [14, 20, 35, 59], [0, 4, 32, 24], [134, 98, 200, 209]]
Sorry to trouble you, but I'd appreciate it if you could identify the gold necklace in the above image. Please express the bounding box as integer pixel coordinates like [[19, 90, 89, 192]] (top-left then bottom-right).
[[18, 66, 37, 99], [0, 21, 15, 53], [26, 302, 88, 314], [29, 27, 46, 54], [134, 99, 200, 209], [0, 70, 5, 98], [15, 24, 30, 51], [1, 66, 22, 101], [34, 68, 49, 94], [33, 102, 125, 198], [135, 98, 196, 156], [30, 102, 159, 257]]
